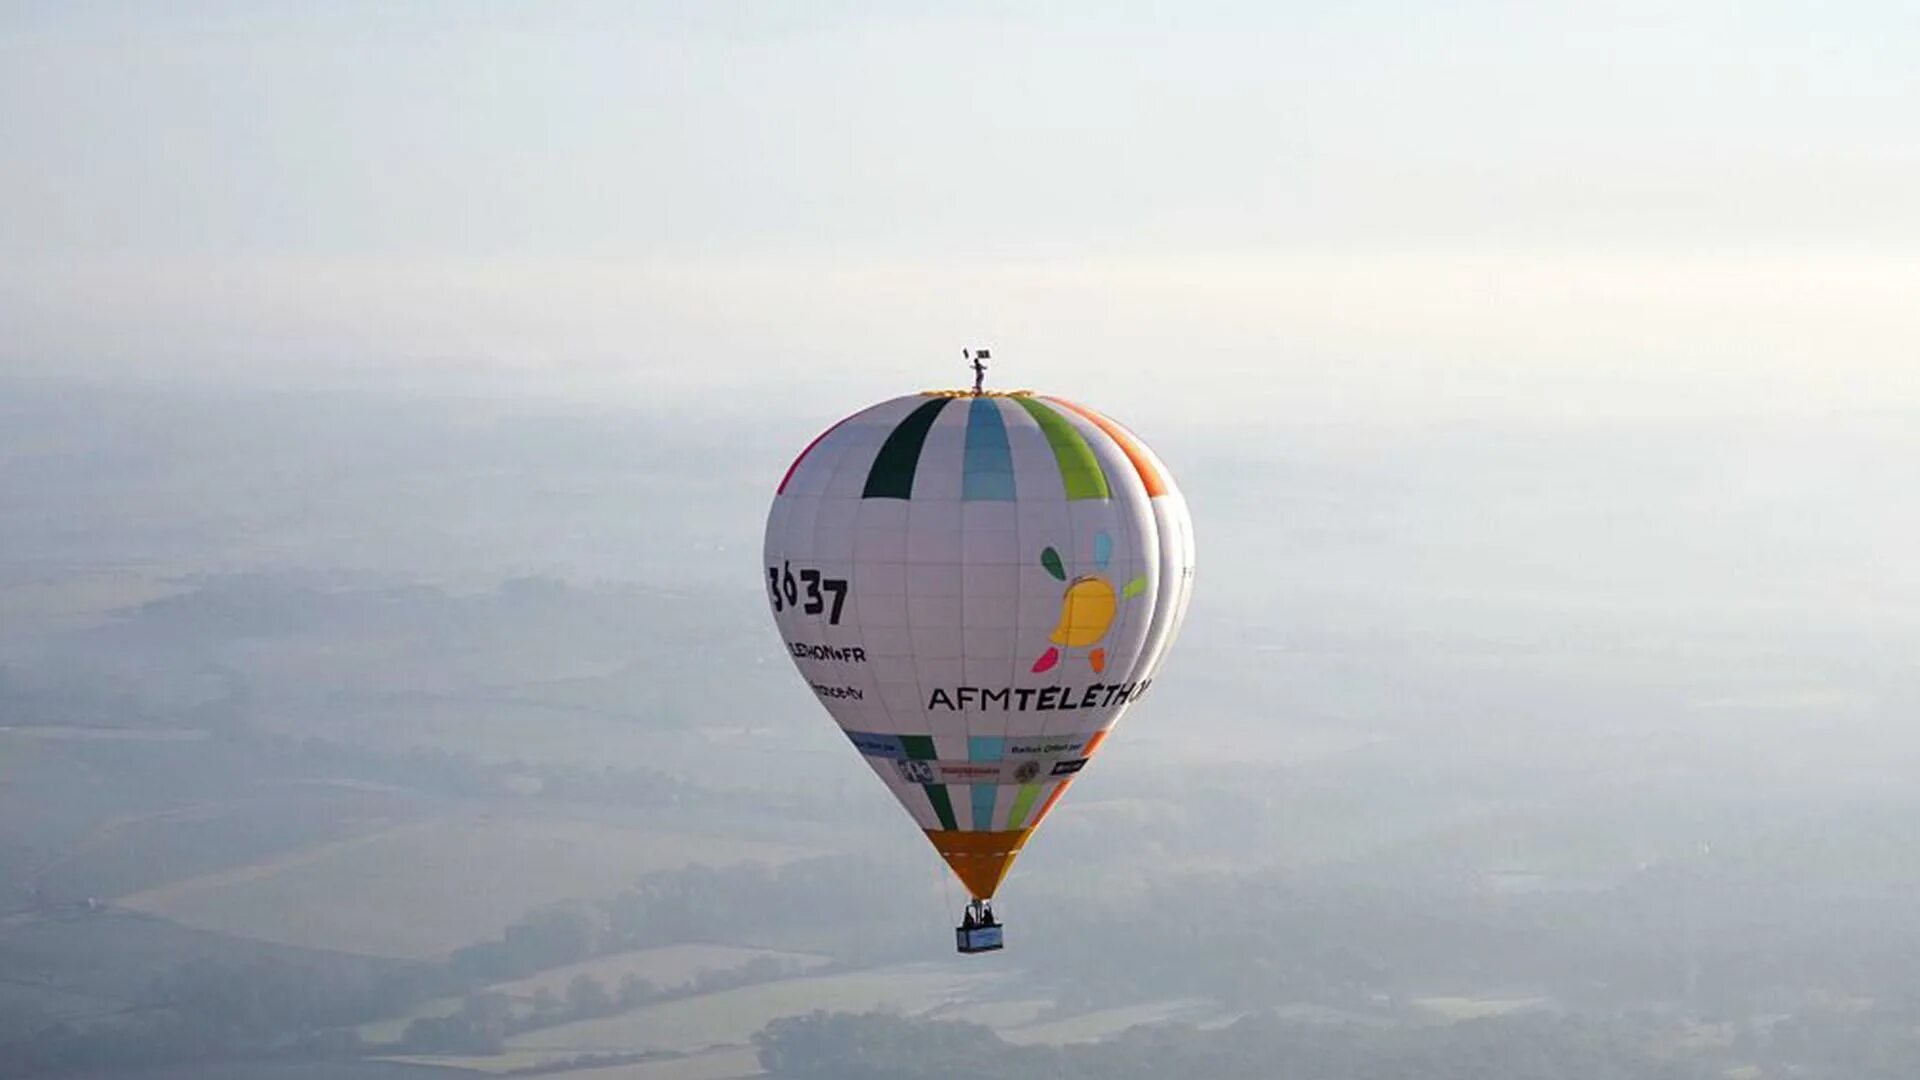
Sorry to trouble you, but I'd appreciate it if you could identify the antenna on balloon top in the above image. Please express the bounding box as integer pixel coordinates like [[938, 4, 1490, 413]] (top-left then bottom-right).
[[966, 348, 991, 395]]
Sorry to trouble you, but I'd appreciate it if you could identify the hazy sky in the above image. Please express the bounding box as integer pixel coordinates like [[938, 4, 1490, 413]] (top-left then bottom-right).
[[2, 1, 1916, 425]]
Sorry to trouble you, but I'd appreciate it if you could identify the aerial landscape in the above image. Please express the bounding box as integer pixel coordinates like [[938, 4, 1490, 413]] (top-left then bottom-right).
[[5, 370, 1917, 1079], [4, 4, 1919, 1079]]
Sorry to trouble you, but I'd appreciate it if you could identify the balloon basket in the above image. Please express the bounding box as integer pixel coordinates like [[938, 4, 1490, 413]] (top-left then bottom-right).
[[956, 923, 1004, 954], [956, 899, 1004, 953]]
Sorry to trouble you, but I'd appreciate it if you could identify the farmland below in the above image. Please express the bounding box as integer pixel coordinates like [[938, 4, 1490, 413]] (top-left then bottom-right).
[[7, 378, 1920, 1079]]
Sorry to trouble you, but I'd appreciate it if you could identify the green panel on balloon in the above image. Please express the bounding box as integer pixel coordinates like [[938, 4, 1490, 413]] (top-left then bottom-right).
[[1014, 397, 1110, 501], [924, 784, 959, 831], [863, 397, 951, 499], [1005, 783, 1043, 829]]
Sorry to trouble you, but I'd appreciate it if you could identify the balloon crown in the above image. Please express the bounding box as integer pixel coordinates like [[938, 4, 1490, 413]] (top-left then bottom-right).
[[921, 388, 1034, 399]]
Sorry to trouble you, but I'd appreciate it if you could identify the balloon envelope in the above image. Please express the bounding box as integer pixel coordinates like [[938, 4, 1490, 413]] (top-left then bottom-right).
[[764, 391, 1194, 899]]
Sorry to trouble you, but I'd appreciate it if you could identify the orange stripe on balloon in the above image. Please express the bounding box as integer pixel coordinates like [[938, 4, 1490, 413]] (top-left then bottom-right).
[[1042, 397, 1168, 497], [1028, 729, 1108, 829], [1029, 779, 1075, 829]]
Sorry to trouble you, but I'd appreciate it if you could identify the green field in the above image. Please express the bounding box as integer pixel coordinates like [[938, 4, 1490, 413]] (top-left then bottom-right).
[[0, 909, 418, 1021], [1000, 999, 1219, 1046], [558, 1047, 764, 1080], [60, 1063, 481, 1079], [259, 700, 651, 771], [927, 997, 1053, 1029], [378, 1052, 590, 1075], [355, 944, 831, 1045], [1411, 993, 1550, 1021], [383, 965, 996, 1074], [382, 965, 1217, 1075], [255, 694, 800, 782], [354, 997, 467, 1047], [493, 943, 830, 999], [500, 964, 1000, 1061], [31, 785, 427, 905], [385, 1049, 759, 1078], [118, 812, 819, 958]]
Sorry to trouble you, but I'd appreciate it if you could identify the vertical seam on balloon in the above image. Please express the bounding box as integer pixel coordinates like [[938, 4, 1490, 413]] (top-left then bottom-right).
[[1082, 403, 1182, 716], [1011, 397, 1110, 501], [970, 737, 1003, 831], [961, 396, 1018, 501], [1042, 397, 1168, 497], [1030, 399, 1075, 753], [844, 414, 918, 824], [862, 397, 950, 499], [1136, 495, 1193, 697], [809, 421, 858, 750], [1030, 403, 1103, 748], [1054, 404, 1155, 751], [992, 401, 1040, 827]]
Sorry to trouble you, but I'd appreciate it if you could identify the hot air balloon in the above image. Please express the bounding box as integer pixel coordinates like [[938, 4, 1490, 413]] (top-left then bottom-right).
[[763, 357, 1194, 953]]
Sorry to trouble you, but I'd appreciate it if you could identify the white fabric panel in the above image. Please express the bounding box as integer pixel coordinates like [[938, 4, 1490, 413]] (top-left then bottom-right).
[[910, 400, 969, 502], [766, 392, 1195, 841]]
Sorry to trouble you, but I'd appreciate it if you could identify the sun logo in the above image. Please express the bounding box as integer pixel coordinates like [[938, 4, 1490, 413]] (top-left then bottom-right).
[[1031, 530, 1148, 675]]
